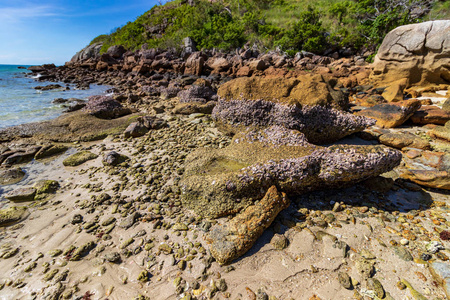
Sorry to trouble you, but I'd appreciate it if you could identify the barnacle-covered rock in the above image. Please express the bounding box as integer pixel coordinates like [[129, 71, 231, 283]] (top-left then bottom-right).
[[212, 99, 374, 144], [206, 186, 290, 265], [180, 127, 401, 218]]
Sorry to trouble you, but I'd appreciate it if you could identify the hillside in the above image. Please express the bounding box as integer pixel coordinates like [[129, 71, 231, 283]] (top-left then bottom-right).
[[91, 0, 446, 56]]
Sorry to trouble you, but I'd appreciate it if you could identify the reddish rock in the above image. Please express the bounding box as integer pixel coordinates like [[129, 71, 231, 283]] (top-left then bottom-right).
[[208, 57, 231, 74], [411, 105, 450, 125], [379, 132, 430, 150], [184, 52, 205, 76], [355, 99, 421, 128], [248, 59, 267, 71], [236, 66, 253, 77]]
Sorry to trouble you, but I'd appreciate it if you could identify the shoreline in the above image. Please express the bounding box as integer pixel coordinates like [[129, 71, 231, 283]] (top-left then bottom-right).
[[0, 46, 450, 299]]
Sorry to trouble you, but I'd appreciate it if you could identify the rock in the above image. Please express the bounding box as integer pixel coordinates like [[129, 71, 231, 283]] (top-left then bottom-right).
[[270, 234, 289, 250], [367, 278, 385, 298], [137, 116, 167, 129], [429, 262, 450, 298], [378, 132, 430, 150], [185, 52, 205, 76], [0, 206, 28, 226], [393, 246, 413, 261], [34, 84, 62, 91], [443, 98, 450, 113], [106, 45, 126, 59], [206, 186, 290, 265], [400, 149, 450, 190], [104, 252, 121, 263], [180, 126, 401, 218], [70, 42, 103, 63], [0, 168, 25, 185], [173, 101, 216, 115], [411, 105, 450, 125], [123, 122, 148, 138], [34, 144, 68, 159], [63, 151, 98, 167], [160, 86, 181, 100], [34, 180, 59, 194], [217, 75, 348, 110], [177, 85, 216, 103], [371, 20, 450, 86], [248, 60, 267, 71], [102, 151, 128, 166], [381, 78, 408, 102], [4, 187, 36, 202], [338, 272, 352, 289], [70, 241, 96, 261], [208, 57, 231, 73], [355, 99, 421, 128], [83, 95, 132, 119], [429, 120, 450, 142], [212, 99, 375, 144]]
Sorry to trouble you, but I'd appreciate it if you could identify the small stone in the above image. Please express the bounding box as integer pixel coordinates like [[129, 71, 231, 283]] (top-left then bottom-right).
[[48, 249, 63, 257], [63, 151, 98, 167], [426, 241, 444, 254], [270, 234, 289, 250], [104, 252, 121, 263], [393, 246, 413, 261], [4, 187, 36, 202], [137, 270, 150, 282], [159, 244, 173, 255], [338, 272, 352, 289], [367, 278, 385, 298], [400, 239, 409, 245]]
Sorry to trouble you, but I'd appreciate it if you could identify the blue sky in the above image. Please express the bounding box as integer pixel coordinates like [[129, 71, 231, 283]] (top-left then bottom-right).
[[0, 0, 159, 65]]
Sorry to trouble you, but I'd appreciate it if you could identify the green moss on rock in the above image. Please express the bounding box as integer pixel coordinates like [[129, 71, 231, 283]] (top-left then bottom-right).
[[63, 151, 98, 167], [0, 206, 28, 227]]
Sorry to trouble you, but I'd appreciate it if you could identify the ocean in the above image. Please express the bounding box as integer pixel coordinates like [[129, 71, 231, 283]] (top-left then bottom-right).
[[0, 64, 109, 129]]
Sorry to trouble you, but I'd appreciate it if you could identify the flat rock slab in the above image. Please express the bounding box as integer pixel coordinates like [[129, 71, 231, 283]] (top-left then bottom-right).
[[429, 121, 450, 142], [206, 186, 290, 265], [63, 151, 98, 167], [180, 126, 401, 218], [0, 206, 28, 226], [411, 106, 450, 125], [400, 149, 450, 190], [355, 99, 421, 128], [378, 132, 430, 150], [4, 187, 37, 202], [0, 168, 25, 185]]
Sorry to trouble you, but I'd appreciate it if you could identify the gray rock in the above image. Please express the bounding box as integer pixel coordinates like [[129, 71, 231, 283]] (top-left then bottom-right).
[[4, 187, 36, 202]]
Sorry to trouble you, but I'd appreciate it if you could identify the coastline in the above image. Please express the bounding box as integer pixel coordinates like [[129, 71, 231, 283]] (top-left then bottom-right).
[[0, 47, 450, 299]]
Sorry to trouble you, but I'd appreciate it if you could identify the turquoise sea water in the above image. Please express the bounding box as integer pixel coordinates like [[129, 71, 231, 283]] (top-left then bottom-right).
[[0, 64, 109, 129]]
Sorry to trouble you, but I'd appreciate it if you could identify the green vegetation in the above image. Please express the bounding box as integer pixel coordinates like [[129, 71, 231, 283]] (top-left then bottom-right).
[[91, 0, 439, 55]]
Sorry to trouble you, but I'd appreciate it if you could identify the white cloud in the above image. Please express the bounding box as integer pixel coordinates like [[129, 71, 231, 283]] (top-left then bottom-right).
[[0, 5, 60, 23]]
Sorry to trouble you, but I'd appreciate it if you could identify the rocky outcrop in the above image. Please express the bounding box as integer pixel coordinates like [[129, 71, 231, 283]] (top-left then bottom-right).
[[206, 186, 290, 265], [217, 75, 347, 109], [70, 42, 104, 63], [370, 20, 450, 86], [180, 126, 401, 218], [212, 100, 374, 144]]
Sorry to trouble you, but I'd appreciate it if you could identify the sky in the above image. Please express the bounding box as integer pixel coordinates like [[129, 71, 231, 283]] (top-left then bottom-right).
[[0, 0, 160, 65]]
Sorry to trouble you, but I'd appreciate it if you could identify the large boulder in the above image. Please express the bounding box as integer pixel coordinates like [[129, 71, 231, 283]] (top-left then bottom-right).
[[212, 99, 374, 144], [184, 52, 205, 76], [106, 45, 126, 59], [180, 126, 401, 218], [83, 95, 132, 119], [370, 20, 450, 86], [70, 43, 103, 63], [217, 75, 347, 109]]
